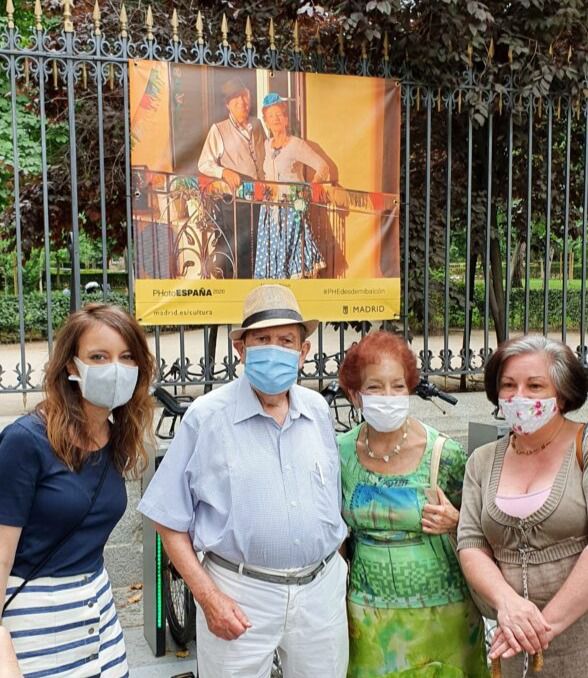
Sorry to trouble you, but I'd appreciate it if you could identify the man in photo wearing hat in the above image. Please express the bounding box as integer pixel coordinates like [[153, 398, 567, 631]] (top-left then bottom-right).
[[139, 284, 348, 678], [198, 77, 266, 278]]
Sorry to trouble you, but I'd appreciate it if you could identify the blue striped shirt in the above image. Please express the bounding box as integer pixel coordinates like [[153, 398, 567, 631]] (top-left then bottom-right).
[[139, 376, 347, 569]]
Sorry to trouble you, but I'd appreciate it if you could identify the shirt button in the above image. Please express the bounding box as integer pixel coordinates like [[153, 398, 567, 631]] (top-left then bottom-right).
[[88, 601, 94, 608], [290, 501, 297, 507], [88, 627, 95, 635]]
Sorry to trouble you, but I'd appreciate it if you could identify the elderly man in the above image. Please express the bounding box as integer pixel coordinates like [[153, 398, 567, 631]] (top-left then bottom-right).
[[139, 284, 348, 678], [198, 77, 266, 278]]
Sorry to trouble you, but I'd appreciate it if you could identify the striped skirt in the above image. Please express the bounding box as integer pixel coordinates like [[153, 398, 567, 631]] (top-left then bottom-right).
[[2, 567, 128, 678]]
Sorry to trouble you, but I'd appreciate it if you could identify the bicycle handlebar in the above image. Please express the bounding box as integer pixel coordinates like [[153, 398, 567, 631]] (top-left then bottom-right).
[[414, 378, 458, 406]]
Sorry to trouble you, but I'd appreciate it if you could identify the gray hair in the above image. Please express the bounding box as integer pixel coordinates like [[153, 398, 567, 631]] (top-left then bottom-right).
[[485, 334, 588, 413]]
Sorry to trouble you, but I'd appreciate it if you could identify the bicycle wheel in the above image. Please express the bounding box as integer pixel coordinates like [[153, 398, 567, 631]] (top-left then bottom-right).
[[164, 560, 197, 647]]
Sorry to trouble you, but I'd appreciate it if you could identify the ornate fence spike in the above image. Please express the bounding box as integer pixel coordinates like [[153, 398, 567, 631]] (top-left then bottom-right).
[[383, 31, 389, 61], [293, 19, 300, 53], [557, 96, 561, 120], [488, 37, 494, 62], [221, 13, 228, 47], [120, 3, 128, 39], [499, 90, 503, 115], [508, 45, 513, 65], [63, 0, 74, 33], [269, 17, 276, 51], [34, 0, 43, 31], [93, 0, 101, 36], [145, 5, 153, 41], [82, 61, 87, 89], [548, 42, 553, 57], [6, 0, 15, 30], [245, 16, 253, 49], [196, 10, 204, 44], [567, 45, 572, 63], [315, 26, 323, 54], [171, 8, 179, 43], [338, 27, 345, 57], [467, 43, 473, 68]]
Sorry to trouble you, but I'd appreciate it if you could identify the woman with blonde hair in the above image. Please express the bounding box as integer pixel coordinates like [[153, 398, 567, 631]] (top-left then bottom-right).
[[0, 303, 155, 677]]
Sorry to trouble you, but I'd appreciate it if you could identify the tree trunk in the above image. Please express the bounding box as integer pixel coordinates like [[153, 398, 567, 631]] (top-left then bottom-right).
[[510, 239, 524, 289]]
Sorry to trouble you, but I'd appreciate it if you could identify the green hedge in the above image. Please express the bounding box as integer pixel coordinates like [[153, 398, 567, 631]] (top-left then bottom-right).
[[411, 281, 586, 333], [0, 284, 585, 343], [0, 291, 129, 342]]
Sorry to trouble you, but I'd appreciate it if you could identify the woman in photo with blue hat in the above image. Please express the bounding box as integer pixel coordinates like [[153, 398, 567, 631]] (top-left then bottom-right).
[[254, 92, 330, 280]]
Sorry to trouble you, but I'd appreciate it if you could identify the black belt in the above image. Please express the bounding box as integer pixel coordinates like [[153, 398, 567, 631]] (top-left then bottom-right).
[[206, 551, 337, 586]]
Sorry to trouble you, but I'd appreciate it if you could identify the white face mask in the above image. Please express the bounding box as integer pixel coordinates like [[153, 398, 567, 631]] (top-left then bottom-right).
[[498, 396, 558, 435], [69, 356, 139, 411], [360, 394, 410, 433]]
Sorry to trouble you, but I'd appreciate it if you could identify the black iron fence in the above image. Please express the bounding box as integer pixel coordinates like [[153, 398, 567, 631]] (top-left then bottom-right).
[[1, 4, 587, 395]]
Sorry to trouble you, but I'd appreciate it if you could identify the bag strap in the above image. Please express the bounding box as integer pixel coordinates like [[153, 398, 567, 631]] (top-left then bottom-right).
[[428, 434, 447, 501], [2, 457, 111, 614], [576, 423, 588, 471]]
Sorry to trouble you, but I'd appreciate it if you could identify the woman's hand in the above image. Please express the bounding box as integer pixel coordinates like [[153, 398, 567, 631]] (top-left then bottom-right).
[[422, 487, 459, 535], [492, 592, 551, 657]]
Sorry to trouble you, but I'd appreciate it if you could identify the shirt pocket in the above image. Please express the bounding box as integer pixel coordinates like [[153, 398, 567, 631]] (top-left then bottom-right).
[[310, 456, 341, 526]]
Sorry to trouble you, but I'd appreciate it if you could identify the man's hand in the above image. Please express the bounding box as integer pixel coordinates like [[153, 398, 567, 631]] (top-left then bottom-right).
[[0, 627, 22, 678], [199, 587, 252, 641], [222, 169, 242, 191], [422, 487, 459, 534]]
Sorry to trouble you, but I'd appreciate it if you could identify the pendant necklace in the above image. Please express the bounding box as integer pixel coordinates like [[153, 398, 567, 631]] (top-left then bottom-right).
[[364, 421, 408, 463], [511, 419, 565, 456]]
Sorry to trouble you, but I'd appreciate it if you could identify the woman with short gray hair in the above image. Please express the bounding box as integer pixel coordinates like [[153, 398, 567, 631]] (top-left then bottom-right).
[[458, 334, 588, 677]]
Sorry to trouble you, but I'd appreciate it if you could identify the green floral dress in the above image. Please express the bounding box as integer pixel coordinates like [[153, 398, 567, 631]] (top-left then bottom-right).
[[338, 423, 488, 678]]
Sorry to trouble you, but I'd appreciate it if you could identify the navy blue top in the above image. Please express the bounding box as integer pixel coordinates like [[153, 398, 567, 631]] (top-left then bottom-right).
[[0, 414, 127, 578]]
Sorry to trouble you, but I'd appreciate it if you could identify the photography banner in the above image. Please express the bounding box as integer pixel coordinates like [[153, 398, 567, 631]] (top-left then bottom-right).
[[130, 60, 401, 325]]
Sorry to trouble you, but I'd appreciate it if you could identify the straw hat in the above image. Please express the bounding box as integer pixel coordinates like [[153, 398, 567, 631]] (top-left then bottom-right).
[[229, 284, 318, 341]]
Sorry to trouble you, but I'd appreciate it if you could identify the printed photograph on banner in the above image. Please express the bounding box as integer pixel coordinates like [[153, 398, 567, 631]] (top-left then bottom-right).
[[129, 60, 401, 324]]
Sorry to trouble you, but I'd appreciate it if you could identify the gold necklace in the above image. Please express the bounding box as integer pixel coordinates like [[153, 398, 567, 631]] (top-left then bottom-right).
[[511, 419, 565, 456], [364, 421, 408, 462]]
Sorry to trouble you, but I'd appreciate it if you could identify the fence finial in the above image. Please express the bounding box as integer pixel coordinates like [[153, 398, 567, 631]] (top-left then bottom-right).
[[269, 17, 276, 50], [488, 37, 494, 62], [34, 0, 43, 31], [508, 45, 513, 65], [383, 31, 389, 61], [293, 19, 300, 53], [567, 45, 572, 63], [63, 0, 74, 33], [171, 8, 179, 42], [6, 0, 15, 30], [245, 16, 253, 49], [119, 3, 128, 38], [467, 43, 473, 68], [145, 5, 153, 41], [196, 10, 204, 44], [315, 26, 323, 54], [93, 0, 101, 35], [221, 13, 228, 47]]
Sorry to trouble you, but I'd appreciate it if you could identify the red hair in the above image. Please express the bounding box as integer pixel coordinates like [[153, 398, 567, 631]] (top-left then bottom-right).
[[339, 331, 420, 396]]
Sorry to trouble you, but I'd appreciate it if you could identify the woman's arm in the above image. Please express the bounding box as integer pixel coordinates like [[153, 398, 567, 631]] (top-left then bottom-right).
[[460, 547, 551, 656], [541, 546, 588, 637], [0, 525, 21, 611]]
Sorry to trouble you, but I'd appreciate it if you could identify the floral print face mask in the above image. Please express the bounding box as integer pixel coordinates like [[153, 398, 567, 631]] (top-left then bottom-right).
[[498, 396, 558, 435]]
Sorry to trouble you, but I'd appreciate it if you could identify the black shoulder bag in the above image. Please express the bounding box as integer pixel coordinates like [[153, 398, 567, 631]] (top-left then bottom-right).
[[2, 459, 110, 614]]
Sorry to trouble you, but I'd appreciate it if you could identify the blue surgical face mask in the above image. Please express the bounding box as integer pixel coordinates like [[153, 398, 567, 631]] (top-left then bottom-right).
[[244, 345, 301, 395]]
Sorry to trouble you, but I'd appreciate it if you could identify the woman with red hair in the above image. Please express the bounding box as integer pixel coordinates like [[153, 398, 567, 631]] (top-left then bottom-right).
[[338, 331, 487, 677]]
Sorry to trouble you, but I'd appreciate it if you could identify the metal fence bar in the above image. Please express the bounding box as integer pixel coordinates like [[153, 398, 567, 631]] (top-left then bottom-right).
[[422, 89, 432, 370], [561, 98, 572, 343], [443, 101, 453, 372], [402, 83, 411, 342], [524, 100, 533, 334], [543, 100, 553, 335], [483, 112, 493, 360], [504, 110, 513, 341], [463, 109, 474, 376], [580, 101, 588, 364]]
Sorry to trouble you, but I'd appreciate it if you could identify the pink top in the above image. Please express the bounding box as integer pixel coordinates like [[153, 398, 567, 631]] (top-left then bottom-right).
[[495, 486, 552, 519]]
